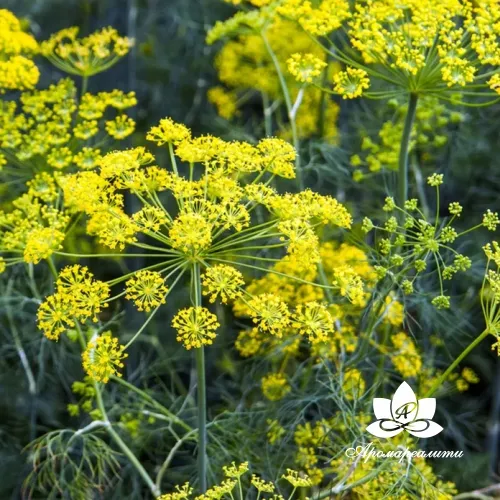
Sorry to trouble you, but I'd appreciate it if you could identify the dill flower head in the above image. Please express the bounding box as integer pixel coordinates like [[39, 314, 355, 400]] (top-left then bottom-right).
[[41, 26, 133, 77], [222, 461, 249, 478], [281, 469, 312, 488], [55, 265, 110, 322], [287, 53, 327, 83], [175, 135, 225, 164], [391, 332, 422, 379], [146, 117, 191, 145], [333, 67, 370, 99], [292, 301, 334, 344], [207, 86, 239, 119], [126, 270, 169, 312], [251, 476, 275, 493], [0, 10, 39, 92], [158, 483, 193, 500], [261, 372, 291, 401], [37, 294, 75, 340], [342, 368, 365, 400], [202, 265, 244, 303], [257, 138, 296, 179], [105, 114, 136, 139], [331, 265, 365, 306], [82, 332, 128, 383], [197, 480, 237, 500], [249, 294, 291, 336], [172, 307, 219, 349], [24, 227, 65, 264], [169, 213, 213, 256], [488, 74, 500, 95]]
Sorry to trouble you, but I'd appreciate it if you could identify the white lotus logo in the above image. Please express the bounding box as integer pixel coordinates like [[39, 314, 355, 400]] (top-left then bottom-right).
[[366, 381, 443, 439]]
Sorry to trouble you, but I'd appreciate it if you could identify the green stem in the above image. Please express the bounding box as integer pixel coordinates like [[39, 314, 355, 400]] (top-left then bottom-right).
[[192, 262, 207, 492], [397, 93, 418, 216], [81, 75, 89, 96], [111, 375, 192, 433], [261, 32, 303, 190], [94, 386, 160, 497], [425, 329, 489, 397], [75, 326, 159, 497]]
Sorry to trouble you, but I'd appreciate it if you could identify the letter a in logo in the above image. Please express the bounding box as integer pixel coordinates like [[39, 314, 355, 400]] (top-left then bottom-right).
[[366, 381, 443, 439]]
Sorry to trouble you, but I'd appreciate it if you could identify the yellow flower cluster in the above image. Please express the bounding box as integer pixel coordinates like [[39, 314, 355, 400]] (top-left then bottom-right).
[[41, 26, 133, 77], [351, 96, 463, 178], [333, 67, 370, 99], [37, 265, 110, 340], [261, 372, 291, 401], [207, 15, 340, 141], [172, 307, 220, 349], [213, 0, 500, 98], [0, 191, 70, 266], [126, 270, 169, 312], [158, 463, 310, 500], [0, 10, 39, 92], [0, 78, 136, 180], [82, 332, 128, 383], [287, 53, 326, 83], [202, 264, 244, 304], [390, 332, 422, 379]]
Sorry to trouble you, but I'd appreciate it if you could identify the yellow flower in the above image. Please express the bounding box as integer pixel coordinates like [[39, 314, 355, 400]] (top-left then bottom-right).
[[391, 332, 422, 379], [47, 147, 73, 169], [223, 461, 249, 478], [73, 147, 102, 170], [56, 265, 110, 322], [0, 55, 40, 92], [207, 86, 239, 119], [41, 26, 133, 77], [132, 206, 169, 232], [461, 367, 479, 384], [157, 483, 193, 500], [331, 265, 365, 306], [169, 213, 213, 255], [37, 294, 75, 340], [172, 307, 219, 349], [82, 332, 128, 383], [261, 372, 291, 401], [488, 74, 500, 95], [105, 114, 136, 139], [342, 369, 365, 400], [333, 67, 370, 99], [251, 476, 275, 493], [257, 138, 296, 179], [126, 270, 169, 312], [249, 294, 291, 336], [146, 117, 191, 145], [175, 135, 225, 163], [281, 469, 312, 488], [292, 302, 334, 344], [24, 227, 65, 264], [202, 265, 244, 303], [287, 53, 326, 83]]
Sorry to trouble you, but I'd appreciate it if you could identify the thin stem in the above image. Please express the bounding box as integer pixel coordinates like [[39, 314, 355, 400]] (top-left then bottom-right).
[[81, 75, 89, 96], [192, 262, 207, 492], [94, 386, 160, 497], [397, 93, 418, 218], [111, 375, 192, 433], [261, 31, 303, 190], [75, 325, 160, 497], [124, 266, 186, 348], [425, 329, 490, 397]]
